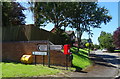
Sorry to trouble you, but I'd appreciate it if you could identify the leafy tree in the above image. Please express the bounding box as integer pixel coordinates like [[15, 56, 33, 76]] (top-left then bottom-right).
[[30, 2, 112, 50], [80, 39, 88, 48], [2, 2, 26, 26], [94, 44, 100, 49], [30, 2, 70, 28], [98, 31, 115, 52], [113, 27, 120, 49], [66, 2, 112, 49]]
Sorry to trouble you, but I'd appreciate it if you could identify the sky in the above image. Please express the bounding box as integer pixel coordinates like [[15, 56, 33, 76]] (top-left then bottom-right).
[[21, 1, 119, 45]]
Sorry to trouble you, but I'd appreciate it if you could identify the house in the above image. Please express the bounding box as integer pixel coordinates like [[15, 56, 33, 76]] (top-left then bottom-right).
[[50, 27, 76, 45]]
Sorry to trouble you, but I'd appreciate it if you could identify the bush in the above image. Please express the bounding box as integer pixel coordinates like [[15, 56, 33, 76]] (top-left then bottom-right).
[[107, 47, 115, 52]]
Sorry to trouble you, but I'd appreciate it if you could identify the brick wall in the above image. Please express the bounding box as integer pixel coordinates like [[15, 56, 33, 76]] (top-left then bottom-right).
[[2, 41, 71, 66]]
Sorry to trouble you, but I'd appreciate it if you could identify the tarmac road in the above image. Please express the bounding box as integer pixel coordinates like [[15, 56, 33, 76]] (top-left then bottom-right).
[[45, 50, 120, 78], [92, 50, 120, 78], [65, 50, 119, 78]]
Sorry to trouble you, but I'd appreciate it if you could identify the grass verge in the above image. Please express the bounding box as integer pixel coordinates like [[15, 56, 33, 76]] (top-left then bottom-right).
[[1, 62, 61, 77], [71, 47, 92, 69], [114, 50, 120, 52]]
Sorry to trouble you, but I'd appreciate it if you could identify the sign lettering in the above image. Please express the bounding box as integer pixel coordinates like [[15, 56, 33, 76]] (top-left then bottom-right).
[[32, 51, 47, 55]]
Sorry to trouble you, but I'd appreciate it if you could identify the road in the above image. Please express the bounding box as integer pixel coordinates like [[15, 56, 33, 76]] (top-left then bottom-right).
[[92, 50, 120, 78], [46, 50, 120, 78], [93, 50, 120, 67]]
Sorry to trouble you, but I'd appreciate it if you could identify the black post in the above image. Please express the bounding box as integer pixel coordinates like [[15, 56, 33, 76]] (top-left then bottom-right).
[[43, 55, 45, 66], [66, 55, 68, 70], [47, 40, 50, 67], [35, 55, 36, 65]]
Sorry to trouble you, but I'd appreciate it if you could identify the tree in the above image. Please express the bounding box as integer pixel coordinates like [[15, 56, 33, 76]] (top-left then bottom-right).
[[31, 2, 112, 50], [98, 31, 115, 52], [66, 2, 112, 50], [94, 44, 100, 49], [30, 2, 70, 28], [113, 27, 120, 49], [2, 2, 26, 26]]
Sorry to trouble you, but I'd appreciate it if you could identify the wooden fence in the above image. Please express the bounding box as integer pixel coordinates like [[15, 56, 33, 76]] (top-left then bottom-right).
[[2, 25, 65, 45]]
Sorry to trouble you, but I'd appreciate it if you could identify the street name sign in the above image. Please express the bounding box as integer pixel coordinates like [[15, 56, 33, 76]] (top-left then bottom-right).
[[32, 51, 47, 55], [50, 45, 63, 50]]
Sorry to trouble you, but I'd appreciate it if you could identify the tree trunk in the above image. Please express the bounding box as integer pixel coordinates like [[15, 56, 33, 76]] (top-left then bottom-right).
[[77, 30, 82, 52]]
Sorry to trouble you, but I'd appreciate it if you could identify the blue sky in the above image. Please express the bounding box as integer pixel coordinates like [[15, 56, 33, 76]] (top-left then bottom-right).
[[22, 2, 119, 45]]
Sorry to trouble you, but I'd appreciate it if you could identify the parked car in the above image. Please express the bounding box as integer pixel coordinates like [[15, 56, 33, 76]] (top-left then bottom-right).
[[102, 49, 108, 52]]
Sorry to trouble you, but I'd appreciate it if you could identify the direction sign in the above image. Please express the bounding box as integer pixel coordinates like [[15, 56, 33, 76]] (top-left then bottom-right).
[[32, 51, 47, 55], [50, 45, 63, 50], [38, 45, 47, 51]]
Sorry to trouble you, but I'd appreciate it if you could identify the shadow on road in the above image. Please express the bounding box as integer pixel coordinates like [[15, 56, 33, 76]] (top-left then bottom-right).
[[95, 62, 118, 68], [95, 54, 117, 58], [90, 54, 119, 69], [95, 54, 120, 65]]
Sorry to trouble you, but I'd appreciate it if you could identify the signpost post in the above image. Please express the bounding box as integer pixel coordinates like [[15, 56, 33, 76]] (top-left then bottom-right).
[[47, 40, 50, 67], [35, 41, 63, 67], [35, 55, 36, 65], [43, 55, 45, 66], [32, 51, 47, 66]]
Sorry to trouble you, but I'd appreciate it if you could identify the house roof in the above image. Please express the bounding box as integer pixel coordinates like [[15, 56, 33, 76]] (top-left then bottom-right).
[[50, 27, 57, 33], [65, 31, 74, 35], [51, 27, 75, 35]]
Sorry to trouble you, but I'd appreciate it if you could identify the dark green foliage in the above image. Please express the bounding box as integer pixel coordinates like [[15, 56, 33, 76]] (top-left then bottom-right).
[[98, 31, 115, 52], [2, 2, 26, 26], [94, 44, 100, 49], [52, 28, 73, 45], [30, 2, 112, 49]]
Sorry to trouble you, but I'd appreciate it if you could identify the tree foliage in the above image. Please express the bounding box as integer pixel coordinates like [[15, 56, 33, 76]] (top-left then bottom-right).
[[113, 27, 120, 48], [94, 44, 100, 49], [65, 2, 112, 48], [30, 2, 112, 49], [32, 2, 71, 28], [98, 31, 115, 52], [2, 2, 26, 26]]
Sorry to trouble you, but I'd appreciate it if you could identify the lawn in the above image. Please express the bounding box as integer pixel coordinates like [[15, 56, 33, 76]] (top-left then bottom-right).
[[1, 62, 62, 77], [71, 47, 92, 69], [1, 47, 92, 77], [114, 50, 120, 52]]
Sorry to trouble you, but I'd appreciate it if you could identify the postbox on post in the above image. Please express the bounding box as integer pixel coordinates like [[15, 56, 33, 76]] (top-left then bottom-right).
[[64, 44, 71, 70], [64, 44, 71, 55]]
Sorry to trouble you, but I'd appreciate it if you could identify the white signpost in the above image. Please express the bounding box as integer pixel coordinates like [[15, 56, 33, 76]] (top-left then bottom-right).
[[36, 44, 63, 67], [32, 51, 47, 55], [38, 45, 47, 51], [50, 45, 63, 50], [38, 45, 63, 51]]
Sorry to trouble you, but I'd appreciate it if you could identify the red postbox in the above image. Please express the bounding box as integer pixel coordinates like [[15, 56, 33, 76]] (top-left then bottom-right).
[[64, 44, 71, 55]]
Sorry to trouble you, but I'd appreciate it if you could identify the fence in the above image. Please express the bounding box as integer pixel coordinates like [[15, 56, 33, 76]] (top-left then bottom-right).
[[2, 25, 65, 45]]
